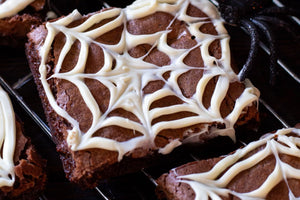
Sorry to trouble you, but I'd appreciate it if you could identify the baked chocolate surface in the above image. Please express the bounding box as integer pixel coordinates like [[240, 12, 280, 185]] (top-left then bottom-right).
[[26, 0, 259, 188], [156, 127, 300, 200]]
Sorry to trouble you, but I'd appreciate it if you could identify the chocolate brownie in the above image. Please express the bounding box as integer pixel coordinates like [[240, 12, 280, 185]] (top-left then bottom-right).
[[0, 87, 46, 200], [26, 0, 259, 187], [0, 0, 45, 46], [156, 127, 300, 200]]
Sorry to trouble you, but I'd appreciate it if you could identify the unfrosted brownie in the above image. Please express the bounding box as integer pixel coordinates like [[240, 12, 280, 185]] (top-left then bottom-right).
[[0, 0, 45, 46], [156, 127, 300, 200], [26, 0, 259, 187], [0, 87, 46, 200]]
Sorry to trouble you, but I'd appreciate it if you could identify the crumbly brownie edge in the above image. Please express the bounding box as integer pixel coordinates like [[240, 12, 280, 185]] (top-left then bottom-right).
[[0, 14, 42, 46], [0, 120, 47, 200]]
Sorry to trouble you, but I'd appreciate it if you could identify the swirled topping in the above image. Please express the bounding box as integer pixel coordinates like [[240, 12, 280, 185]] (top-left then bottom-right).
[[179, 128, 300, 199], [37, 0, 259, 160], [0, 0, 35, 19], [0, 87, 16, 187]]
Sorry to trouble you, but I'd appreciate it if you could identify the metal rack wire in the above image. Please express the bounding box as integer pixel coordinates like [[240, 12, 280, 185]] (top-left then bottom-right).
[[0, 0, 299, 199]]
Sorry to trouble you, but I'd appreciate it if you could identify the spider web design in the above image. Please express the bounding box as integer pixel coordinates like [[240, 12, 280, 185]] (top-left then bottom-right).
[[38, 0, 259, 160], [179, 128, 300, 200], [0, 87, 15, 187]]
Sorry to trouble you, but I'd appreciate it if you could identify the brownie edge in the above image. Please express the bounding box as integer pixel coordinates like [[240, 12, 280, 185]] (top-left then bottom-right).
[[0, 120, 47, 200], [0, 0, 45, 46]]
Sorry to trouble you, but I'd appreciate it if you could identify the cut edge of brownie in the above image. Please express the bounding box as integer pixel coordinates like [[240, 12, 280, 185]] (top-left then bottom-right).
[[0, 0, 46, 46], [0, 119, 47, 200]]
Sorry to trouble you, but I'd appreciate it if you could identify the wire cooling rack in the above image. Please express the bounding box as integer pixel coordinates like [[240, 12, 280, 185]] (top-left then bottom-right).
[[0, 0, 299, 199]]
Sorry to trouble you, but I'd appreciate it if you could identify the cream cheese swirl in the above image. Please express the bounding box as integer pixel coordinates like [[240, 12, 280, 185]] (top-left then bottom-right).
[[38, 0, 259, 161], [0, 0, 35, 19], [0, 86, 16, 187]]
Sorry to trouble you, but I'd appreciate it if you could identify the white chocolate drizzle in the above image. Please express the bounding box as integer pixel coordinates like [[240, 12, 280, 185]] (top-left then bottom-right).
[[179, 128, 300, 199], [37, 0, 260, 161], [0, 86, 16, 187], [0, 0, 35, 19]]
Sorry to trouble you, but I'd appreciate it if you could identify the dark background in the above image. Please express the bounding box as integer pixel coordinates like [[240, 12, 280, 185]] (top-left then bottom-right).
[[0, 0, 299, 199]]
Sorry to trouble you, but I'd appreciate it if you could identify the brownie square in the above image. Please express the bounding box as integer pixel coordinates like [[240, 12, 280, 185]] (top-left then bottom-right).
[[26, 0, 259, 187], [156, 127, 300, 200]]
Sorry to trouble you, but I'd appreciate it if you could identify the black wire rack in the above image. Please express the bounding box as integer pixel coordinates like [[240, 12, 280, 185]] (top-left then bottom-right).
[[0, 0, 299, 199]]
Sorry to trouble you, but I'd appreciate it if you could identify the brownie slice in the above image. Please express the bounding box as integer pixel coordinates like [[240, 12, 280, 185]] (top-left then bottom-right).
[[0, 0, 45, 46], [0, 87, 47, 199], [156, 127, 300, 200], [26, 0, 259, 187]]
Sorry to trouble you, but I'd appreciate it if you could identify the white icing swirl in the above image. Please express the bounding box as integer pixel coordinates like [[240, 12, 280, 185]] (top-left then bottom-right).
[[37, 0, 259, 161], [179, 128, 300, 199], [0, 0, 35, 19], [0, 86, 16, 187]]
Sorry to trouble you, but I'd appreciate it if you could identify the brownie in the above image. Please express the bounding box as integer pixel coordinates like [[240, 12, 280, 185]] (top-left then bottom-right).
[[0, 87, 46, 200], [156, 127, 300, 200], [26, 0, 259, 187], [0, 0, 45, 46]]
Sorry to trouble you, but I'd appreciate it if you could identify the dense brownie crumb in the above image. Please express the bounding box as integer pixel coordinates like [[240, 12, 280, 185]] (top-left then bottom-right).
[[0, 0, 45, 46]]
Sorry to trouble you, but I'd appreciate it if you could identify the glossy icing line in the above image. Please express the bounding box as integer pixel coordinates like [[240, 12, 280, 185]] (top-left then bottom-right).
[[179, 128, 300, 199], [38, 0, 259, 160], [0, 0, 35, 19], [0, 87, 16, 187]]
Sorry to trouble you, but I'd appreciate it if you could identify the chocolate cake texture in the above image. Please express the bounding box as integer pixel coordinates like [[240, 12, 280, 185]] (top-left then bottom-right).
[[156, 127, 300, 200], [0, 0, 45, 46], [26, 0, 260, 187], [0, 86, 46, 200]]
